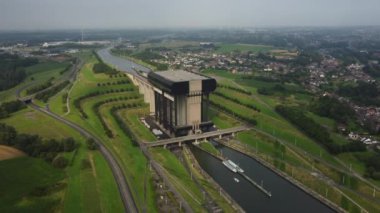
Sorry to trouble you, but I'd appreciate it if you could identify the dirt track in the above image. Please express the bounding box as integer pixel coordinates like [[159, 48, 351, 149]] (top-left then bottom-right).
[[0, 145, 26, 161]]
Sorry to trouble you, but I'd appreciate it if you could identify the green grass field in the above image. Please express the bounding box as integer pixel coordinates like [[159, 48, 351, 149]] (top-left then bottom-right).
[[0, 74, 124, 213], [198, 141, 220, 157], [215, 43, 274, 53], [0, 157, 65, 212], [150, 148, 205, 212], [0, 61, 70, 102], [59, 52, 158, 212], [119, 107, 156, 142]]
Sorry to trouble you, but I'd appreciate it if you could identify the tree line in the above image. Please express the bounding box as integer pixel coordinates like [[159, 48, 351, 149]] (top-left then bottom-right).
[[0, 123, 78, 168], [275, 105, 366, 154], [97, 80, 130, 87], [217, 84, 252, 95], [213, 91, 260, 112], [92, 96, 142, 138], [0, 100, 26, 119], [26, 77, 54, 95], [310, 95, 355, 124], [337, 81, 380, 106], [73, 88, 136, 118], [0, 53, 38, 91], [209, 100, 257, 126], [35, 80, 70, 102], [110, 105, 147, 147]]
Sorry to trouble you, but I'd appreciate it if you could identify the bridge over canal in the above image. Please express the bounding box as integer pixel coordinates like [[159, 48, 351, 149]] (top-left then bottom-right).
[[143, 126, 250, 147]]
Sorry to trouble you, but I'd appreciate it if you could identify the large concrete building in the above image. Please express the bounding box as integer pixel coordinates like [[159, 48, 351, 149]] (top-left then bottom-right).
[[147, 70, 216, 136]]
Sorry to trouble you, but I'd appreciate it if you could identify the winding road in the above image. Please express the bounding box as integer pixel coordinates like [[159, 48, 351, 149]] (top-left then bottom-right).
[[16, 56, 138, 213], [29, 103, 138, 213]]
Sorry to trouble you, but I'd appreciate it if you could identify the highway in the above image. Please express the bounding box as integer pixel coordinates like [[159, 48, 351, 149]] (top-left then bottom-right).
[[29, 103, 138, 213]]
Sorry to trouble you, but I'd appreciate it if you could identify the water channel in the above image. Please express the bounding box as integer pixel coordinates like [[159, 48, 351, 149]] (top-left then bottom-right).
[[98, 48, 336, 212], [191, 143, 335, 213]]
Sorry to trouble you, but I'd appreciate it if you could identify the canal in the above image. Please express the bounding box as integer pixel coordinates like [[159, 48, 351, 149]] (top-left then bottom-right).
[[98, 48, 336, 212], [191, 143, 335, 213], [97, 48, 151, 74]]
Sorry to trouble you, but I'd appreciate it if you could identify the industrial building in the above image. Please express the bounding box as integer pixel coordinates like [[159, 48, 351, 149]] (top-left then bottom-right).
[[147, 70, 216, 136]]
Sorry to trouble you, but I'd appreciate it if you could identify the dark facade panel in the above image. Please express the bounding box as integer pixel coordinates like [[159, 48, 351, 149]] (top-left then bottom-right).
[[148, 71, 216, 95], [202, 78, 217, 93]]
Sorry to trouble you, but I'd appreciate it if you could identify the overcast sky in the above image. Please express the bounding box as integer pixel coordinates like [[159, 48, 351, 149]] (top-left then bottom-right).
[[1, 0, 379, 30]]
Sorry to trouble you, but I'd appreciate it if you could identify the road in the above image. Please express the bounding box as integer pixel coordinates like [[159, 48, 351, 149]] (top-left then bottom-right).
[[28, 103, 138, 213], [15, 57, 138, 213], [18, 58, 84, 101], [145, 126, 250, 147]]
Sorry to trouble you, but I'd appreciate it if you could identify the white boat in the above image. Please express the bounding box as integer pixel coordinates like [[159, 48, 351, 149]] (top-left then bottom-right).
[[226, 159, 244, 173], [223, 160, 237, 173], [234, 177, 240, 183]]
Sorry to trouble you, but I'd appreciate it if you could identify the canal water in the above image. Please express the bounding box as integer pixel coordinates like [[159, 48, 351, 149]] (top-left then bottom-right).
[[191, 144, 335, 213], [99, 48, 335, 212], [97, 48, 151, 74]]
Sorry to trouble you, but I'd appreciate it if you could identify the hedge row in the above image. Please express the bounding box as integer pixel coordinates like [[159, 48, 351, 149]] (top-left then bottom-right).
[[73, 88, 136, 118], [217, 84, 252, 95], [109, 73, 128, 78], [35, 80, 70, 102], [0, 100, 26, 118], [26, 78, 53, 95], [110, 104, 146, 146], [213, 91, 260, 112], [210, 100, 257, 126], [92, 96, 141, 138], [97, 80, 130, 87]]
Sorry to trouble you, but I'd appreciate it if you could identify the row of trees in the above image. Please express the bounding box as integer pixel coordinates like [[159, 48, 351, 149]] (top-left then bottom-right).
[[35, 80, 70, 102], [92, 97, 142, 138], [93, 62, 118, 74], [337, 81, 380, 106], [97, 80, 130, 87], [26, 78, 54, 95], [275, 105, 366, 154], [0, 123, 77, 168], [73, 88, 136, 118], [217, 84, 252, 95], [109, 73, 128, 78], [213, 91, 260, 112], [310, 95, 355, 124], [59, 61, 75, 75], [210, 100, 257, 126], [0, 100, 26, 119], [110, 105, 143, 147]]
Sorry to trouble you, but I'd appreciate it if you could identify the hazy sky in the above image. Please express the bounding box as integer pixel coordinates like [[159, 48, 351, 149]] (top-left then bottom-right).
[[1, 0, 379, 30]]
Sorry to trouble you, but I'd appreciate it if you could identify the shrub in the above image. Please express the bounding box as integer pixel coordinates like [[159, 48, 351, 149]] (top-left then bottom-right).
[[52, 156, 69, 169]]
